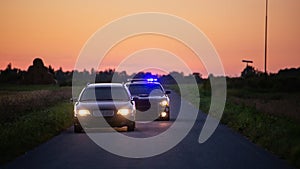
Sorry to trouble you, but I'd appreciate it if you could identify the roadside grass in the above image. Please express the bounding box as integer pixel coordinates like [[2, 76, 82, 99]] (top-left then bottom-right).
[[229, 91, 300, 121], [167, 83, 300, 168], [0, 84, 61, 91], [0, 87, 71, 123], [222, 101, 300, 168], [0, 85, 73, 164], [0, 101, 73, 164]]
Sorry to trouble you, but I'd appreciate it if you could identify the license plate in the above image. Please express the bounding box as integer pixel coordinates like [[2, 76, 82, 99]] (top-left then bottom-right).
[[93, 110, 114, 117]]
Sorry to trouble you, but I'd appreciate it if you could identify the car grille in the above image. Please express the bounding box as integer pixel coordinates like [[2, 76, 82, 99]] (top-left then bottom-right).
[[92, 110, 115, 117], [135, 99, 151, 111]]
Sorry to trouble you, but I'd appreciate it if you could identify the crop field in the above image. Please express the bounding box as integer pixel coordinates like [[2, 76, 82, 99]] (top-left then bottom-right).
[[0, 85, 73, 164]]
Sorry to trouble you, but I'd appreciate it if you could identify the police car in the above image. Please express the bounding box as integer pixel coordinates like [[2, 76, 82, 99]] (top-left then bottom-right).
[[125, 78, 171, 121]]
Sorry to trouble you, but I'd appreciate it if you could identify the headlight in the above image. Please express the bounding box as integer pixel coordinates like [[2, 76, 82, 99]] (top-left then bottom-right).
[[77, 109, 90, 116], [161, 112, 167, 117], [117, 109, 130, 116], [160, 100, 168, 106]]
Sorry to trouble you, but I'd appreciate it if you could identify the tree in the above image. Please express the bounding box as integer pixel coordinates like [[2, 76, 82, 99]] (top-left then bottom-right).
[[48, 65, 55, 75], [192, 72, 202, 83], [241, 65, 257, 78], [6, 63, 12, 71]]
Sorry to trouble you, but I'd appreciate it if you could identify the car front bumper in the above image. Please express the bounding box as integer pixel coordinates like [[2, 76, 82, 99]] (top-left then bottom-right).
[[74, 115, 135, 129]]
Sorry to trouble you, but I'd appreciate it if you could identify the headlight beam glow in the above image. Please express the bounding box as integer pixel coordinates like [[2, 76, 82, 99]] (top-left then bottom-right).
[[117, 109, 130, 116], [160, 100, 168, 106], [78, 109, 91, 116]]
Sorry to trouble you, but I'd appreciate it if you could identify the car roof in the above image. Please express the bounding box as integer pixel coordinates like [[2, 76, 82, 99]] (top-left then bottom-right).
[[86, 83, 124, 88]]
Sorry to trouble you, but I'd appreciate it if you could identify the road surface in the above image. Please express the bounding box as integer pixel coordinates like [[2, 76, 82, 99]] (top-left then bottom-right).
[[3, 92, 292, 169]]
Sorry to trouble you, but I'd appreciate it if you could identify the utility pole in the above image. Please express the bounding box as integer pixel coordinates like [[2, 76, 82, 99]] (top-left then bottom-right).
[[264, 0, 268, 74]]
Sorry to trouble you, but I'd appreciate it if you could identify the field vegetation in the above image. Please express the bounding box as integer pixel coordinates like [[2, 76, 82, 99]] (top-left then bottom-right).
[[0, 85, 73, 164], [168, 76, 300, 168]]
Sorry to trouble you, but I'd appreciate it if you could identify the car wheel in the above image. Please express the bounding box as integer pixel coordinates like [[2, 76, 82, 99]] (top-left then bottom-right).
[[127, 122, 135, 132], [74, 124, 83, 133]]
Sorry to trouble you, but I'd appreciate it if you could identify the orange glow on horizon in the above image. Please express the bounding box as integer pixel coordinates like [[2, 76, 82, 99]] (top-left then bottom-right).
[[0, 0, 299, 76]]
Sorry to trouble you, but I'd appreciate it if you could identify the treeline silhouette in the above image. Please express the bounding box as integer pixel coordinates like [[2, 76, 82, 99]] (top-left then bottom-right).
[[227, 65, 300, 92], [1, 58, 299, 93], [0, 58, 202, 86]]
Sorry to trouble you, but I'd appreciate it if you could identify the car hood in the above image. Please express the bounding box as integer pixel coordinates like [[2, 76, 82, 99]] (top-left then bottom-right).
[[135, 95, 168, 101], [76, 101, 133, 110]]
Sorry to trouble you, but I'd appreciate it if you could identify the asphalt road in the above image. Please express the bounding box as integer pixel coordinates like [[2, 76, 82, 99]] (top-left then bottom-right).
[[3, 92, 293, 169]]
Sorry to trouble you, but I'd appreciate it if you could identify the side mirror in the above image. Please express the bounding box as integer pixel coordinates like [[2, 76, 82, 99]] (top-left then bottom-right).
[[132, 96, 139, 101], [130, 96, 138, 105], [165, 90, 171, 94], [70, 98, 78, 103], [130, 100, 135, 105]]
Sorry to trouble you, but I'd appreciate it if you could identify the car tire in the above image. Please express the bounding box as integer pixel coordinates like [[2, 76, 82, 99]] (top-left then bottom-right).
[[127, 122, 135, 132], [74, 124, 83, 133]]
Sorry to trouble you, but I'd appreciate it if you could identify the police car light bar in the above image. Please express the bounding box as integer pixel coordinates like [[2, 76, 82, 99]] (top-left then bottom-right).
[[147, 78, 157, 82], [127, 78, 158, 82]]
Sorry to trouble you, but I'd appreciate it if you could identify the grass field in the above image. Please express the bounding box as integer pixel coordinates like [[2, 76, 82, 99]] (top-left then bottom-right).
[[0, 84, 73, 164], [0, 84, 62, 92], [167, 81, 300, 168]]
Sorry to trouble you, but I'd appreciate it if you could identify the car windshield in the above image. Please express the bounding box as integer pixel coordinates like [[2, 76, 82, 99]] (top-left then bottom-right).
[[128, 83, 164, 96], [80, 86, 130, 101]]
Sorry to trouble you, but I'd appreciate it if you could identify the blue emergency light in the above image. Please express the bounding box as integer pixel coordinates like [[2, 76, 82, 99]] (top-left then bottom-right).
[[147, 78, 157, 82]]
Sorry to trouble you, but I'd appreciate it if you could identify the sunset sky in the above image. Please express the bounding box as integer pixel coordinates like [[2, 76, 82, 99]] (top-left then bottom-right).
[[0, 0, 299, 77]]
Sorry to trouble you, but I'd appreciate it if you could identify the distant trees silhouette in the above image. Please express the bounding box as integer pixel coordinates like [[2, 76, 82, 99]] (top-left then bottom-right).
[[241, 65, 264, 78], [23, 58, 56, 84], [0, 63, 25, 83], [1, 57, 299, 93], [55, 67, 72, 86], [230, 65, 300, 92], [0, 58, 204, 86]]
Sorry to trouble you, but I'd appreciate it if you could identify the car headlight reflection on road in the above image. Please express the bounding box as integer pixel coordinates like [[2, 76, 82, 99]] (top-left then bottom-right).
[[117, 109, 130, 116], [160, 100, 168, 106], [78, 109, 91, 116]]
